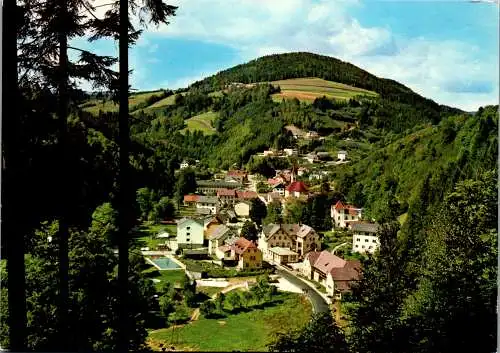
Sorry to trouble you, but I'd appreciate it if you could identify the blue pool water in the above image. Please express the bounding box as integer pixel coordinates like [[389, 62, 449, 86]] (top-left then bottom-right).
[[150, 257, 182, 270]]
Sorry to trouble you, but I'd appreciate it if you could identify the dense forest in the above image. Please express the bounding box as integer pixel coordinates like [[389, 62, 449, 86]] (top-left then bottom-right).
[[1, 5, 497, 350]]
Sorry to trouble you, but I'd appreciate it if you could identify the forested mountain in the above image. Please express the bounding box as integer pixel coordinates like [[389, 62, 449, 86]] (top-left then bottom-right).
[[190, 52, 462, 120]]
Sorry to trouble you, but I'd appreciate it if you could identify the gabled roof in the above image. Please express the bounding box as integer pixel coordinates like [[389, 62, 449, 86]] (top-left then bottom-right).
[[329, 261, 361, 283], [236, 190, 258, 199], [350, 222, 379, 234], [262, 223, 316, 240], [304, 251, 321, 264], [208, 225, 234, 240], [286, 181, 308, 193], [313, 251, 346, 275], [333, 200, 361, 211], [296, 224, 315, 238], [184, 194, 199, 202], [197, 196, 218, 204], [217, 245, 232, 253], [217, 188, 236, 197], [232, 237, 258, 255], [177, 217, 204, 227]]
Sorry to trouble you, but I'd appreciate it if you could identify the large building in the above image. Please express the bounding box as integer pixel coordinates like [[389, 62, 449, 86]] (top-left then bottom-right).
[[259, 223, 321, 262], [331, 200, 362, 228], [349, 222, 379, 254], [196, 180, 242, 194], [176, 218, 205, 249]]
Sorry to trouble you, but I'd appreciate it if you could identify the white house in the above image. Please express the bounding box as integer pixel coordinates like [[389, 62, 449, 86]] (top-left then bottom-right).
[[263, 150, 275, 156], [177, 218, 205, 249], [234, 201, 251, 218], [337, 150, 347, 161], [331, 200, 362, 228], [283, 148, 298, 156], [180, 160, 189, 169], [196, 196, 219, 214], [350, 222, 379, 254]]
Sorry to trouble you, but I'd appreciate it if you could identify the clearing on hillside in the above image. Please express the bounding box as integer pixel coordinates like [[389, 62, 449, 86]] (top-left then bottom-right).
[[268, 77, 378, 103], [80, 91, 164, 115], [145, 92, 188, 110], [181, 111, 218, 135]]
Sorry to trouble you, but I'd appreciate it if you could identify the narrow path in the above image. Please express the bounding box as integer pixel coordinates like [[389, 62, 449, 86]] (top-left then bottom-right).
[[332, 242, 349, 254]]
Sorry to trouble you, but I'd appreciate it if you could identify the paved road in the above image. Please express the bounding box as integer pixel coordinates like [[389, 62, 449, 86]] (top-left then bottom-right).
[[276, 268, 330, 313]]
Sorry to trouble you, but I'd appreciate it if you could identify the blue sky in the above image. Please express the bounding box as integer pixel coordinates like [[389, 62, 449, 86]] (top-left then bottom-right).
[[83, 0, 499, 111]]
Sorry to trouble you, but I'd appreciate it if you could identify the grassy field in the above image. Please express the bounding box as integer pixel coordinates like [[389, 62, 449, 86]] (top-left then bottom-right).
[[149, 292, 312, 352], [131, 223, 177, 249], [81, 91, 164, 115], [269, 77, 378, 103], [196, 286, 224, 298], [181, 111, 218, 135]]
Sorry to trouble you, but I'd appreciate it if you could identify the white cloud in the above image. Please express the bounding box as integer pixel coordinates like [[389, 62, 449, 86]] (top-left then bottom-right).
[[136, 0, 497, 110]]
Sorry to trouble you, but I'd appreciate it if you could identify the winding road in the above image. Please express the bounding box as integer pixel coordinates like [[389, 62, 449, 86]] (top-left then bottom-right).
[[276, 268, 330, 313]]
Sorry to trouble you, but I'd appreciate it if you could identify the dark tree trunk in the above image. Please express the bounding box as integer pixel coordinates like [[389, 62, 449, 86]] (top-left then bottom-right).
[[118, 0, 130, 351], [2, 0, 27, 350], [57, 0, 69, 350]]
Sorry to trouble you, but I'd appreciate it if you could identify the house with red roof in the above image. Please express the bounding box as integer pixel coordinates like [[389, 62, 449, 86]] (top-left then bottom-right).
[[302, 250, 361, 298], [331, 200, 363, 228], [230, 237, 262, 270], [183, 194, 199, 206], [285, 181, 309, 198], [226, 170, 248, 183], [217, 188, 237, 206]]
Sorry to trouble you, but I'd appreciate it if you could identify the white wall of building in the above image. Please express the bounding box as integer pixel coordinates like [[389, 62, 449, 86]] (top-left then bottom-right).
[[352, 234, 379, 254], [177, 220, 204, 246]]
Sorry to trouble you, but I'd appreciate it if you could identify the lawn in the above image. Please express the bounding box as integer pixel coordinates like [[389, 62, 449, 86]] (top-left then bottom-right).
[[269, 77, 378, 103], [149, 292, 312, 352], [321, 230, 352, 252], [181, 111, 218, 135], [196, 286, 224, 298], [131, 222, 177, 249]]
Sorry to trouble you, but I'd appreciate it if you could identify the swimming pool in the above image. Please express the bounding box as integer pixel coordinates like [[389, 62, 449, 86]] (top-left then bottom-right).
[[149, 257, 182, 270]]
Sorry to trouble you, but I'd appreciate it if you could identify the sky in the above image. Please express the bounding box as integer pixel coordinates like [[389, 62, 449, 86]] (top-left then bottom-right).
[[78, 0, 499, 111]]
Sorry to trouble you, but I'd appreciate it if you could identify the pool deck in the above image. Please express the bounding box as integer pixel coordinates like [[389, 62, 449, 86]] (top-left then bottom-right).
[[145, 255, 186, 271]]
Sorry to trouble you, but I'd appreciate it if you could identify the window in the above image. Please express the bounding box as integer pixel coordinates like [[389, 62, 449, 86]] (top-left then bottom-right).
[[365, 239, 369, 242], [338, 217, 340, 220], [187, 226, 190, 230], [187, 232, 190, 236], [355, 245, 359, 248], [361, 245, 365, 249], [245, 263, 249, 268], [368, 246, 372, 249], [356, 238, 360, 242], [250, 256, 255, 260], [372, 239, 377, 243], [186, 238, 190, 242]]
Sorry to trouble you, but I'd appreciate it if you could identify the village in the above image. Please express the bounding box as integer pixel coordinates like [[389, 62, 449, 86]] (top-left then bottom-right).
[[141, 140, 380, 322]]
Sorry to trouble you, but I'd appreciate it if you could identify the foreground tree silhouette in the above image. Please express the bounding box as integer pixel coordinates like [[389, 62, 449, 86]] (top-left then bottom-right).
[[268, 312, 349, 353]]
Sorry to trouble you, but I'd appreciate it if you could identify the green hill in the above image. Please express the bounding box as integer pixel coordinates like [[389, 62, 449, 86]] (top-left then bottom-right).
[[269, 77, 378, 103], [190, 52, 461, 115]]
